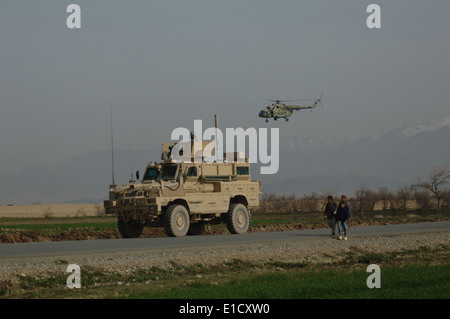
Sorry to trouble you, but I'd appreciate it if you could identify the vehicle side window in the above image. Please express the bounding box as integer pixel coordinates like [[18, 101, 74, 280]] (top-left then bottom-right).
[[187, 166, 197, 177], [236, 167, 249, 175]]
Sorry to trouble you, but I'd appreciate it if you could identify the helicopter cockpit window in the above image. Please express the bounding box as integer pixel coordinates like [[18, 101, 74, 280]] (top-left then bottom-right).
[[186, 166, 197, 177], [143, 167, 159, 181]]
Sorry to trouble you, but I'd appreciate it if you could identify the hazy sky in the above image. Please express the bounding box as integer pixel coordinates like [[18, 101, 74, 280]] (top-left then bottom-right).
[[1, 0, 449, 176]]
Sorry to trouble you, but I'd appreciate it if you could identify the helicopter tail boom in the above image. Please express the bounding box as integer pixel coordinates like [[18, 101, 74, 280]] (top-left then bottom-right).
[[287, 93, 324, 111]]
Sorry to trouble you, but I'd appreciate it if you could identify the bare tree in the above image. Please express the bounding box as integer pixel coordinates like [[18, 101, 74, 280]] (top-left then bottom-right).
[[42, 206, 54, 219], [94, 204, 105, 217], [413, 165, 450, 209], [390, 185, 413, 211], [442, 189, 450, 208], [300, 192, 320, 213], [354, 185, 378, 213], [257, 193, 303, 214], [377, 186, 392, 211], [412, 190, 432, 209]]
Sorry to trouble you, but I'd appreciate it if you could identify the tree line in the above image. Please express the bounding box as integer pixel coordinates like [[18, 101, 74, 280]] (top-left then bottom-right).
[[257, 165, 450, 214]]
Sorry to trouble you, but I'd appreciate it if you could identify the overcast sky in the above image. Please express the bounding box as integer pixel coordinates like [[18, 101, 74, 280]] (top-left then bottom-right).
[[1, 0, 449, 176]]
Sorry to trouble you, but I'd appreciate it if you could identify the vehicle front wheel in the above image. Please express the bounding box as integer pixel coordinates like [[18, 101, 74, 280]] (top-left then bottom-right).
[[118, 216, 144, 238], [226, 203, 249, 234], [163, 204, 190, 237]]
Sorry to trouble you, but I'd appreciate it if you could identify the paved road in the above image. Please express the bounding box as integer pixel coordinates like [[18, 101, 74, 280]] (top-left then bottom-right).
[[0, 221, 448, 258]]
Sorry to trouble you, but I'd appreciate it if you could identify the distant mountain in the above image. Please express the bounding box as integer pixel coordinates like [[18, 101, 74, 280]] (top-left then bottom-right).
[[256, 117, 450, 195], [262, 175, 403, 197], [1, 117, 449, 204], [0, 148, 161, 204]]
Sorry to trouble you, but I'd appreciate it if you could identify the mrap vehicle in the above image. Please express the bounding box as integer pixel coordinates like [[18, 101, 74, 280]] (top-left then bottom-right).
[[104, 138, 262, 237]]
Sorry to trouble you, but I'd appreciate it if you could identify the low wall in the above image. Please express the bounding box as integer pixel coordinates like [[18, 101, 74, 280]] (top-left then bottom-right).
[[0, 203, 103, 218]]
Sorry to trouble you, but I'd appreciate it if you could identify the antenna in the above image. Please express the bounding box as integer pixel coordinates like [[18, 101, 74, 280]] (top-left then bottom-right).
[[110, 103, 115, 185], [127, 128, 134, 181], [214, 114, 220, 162]]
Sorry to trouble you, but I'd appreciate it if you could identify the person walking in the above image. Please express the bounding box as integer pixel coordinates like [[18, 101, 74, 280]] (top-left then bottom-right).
[[324, 195, 337, 237], [336, 200, 350, 240], [341, 194, 351, 228], [341, 195, 351, 218]]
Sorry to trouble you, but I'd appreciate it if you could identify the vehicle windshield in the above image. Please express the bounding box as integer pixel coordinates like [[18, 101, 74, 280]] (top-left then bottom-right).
[[160, 165, 178, 180], [143, 167, 159, 182]]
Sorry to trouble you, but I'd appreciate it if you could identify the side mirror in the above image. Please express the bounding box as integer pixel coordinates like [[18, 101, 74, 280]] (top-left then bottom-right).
[[135, 170, 140, 180]]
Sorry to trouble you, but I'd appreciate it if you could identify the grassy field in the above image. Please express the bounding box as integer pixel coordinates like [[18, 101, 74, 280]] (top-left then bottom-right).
[[2, 245, 449, 299], [129, 264, 450, 299], [1, 209, 448, 299], [121, 245, 450, 299], [0, 216, 117, 233]]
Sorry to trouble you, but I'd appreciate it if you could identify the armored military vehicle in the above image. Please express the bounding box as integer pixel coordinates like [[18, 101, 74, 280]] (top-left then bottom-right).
[[103, 138, 262, 237]]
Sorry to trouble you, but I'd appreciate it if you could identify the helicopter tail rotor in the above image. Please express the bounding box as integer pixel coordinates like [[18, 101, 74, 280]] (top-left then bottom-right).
[[315, 93, 324, 108]]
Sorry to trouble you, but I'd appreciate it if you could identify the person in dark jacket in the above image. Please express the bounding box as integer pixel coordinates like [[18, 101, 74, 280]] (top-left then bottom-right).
[[336, 200, 350, 240], [324, 195, 337, 237], [341, 195, 351, 218]]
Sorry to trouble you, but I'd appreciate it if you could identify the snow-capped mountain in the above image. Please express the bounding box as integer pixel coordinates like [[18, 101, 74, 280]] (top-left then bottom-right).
[[401, 116, 450, 138], [279, 137, 337, 152], [259, 117, 450, 195]]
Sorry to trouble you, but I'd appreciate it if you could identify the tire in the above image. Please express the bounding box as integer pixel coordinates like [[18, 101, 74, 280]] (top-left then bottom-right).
[[188, 222, 206, 236], [118, 216, 143, 238], [163, 204, 190, 237], [226, 203, 249, 234]]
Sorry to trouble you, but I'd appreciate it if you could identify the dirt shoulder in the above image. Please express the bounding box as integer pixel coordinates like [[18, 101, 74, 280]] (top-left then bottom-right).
[[0, 228, 448, 282]]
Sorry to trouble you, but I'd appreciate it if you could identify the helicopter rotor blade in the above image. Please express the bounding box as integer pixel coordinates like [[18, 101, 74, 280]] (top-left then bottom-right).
[[268, 99, 317, 104], [278, 98, 316, 102], [244, 96, 298, 103], [243, 96, 271, 102], [316, 93, 324, 107], [245, 94, 324, 106]]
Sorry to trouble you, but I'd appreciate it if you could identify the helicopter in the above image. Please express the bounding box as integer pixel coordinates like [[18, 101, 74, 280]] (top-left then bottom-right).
[[258, 93, 324, 122]]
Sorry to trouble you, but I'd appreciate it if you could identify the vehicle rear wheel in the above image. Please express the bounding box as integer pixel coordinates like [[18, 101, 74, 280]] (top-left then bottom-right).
[[226, 203, 249, 234], [164, 204, 190, 237], [188, 222, 206, 236], [118, 216, 144, 238]]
